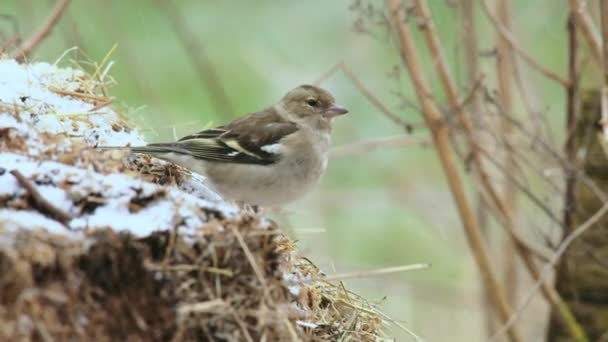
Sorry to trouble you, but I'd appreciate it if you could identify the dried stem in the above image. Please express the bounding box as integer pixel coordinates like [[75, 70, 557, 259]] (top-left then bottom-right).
[[11, 0, 71, 63], [494, 0, 519, 309], [413, 2, 586, 339], [413, 0, 551, 266], [231, 227, 272, 305], [479, 0, 569, 87], [387, 1, 522, 341], [568, 0, 602, 64], [460, 0, 496, 334], [564, 13, 581, 242], [600, 0, 608, 135], [315, 62, 421, 131], [10, 170, 72, 225], [492, 201, 608, 341], [153, 0, 234, 116], [330, 135, 431, 159], [94, 0, 170, 120]]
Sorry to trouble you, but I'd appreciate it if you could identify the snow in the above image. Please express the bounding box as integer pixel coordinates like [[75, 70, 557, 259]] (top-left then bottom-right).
[[0, 152, 237, 237], [0, 59, 238, 238], [0, 210, 82, 238], [0, 59, 145, 147], [283, 271, 312, 296]]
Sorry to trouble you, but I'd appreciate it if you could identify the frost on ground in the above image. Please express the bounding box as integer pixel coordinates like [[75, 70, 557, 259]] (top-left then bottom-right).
[[0, 59, 385, 341]]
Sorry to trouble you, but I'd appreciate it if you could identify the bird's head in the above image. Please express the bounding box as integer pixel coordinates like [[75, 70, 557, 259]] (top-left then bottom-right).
[[277, 85, 348, 128]]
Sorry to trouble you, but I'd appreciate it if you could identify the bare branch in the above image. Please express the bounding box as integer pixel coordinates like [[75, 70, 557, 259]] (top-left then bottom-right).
[[315, 62, 421, 132], [11, 0, 71, 63], [387, 2, 522, 341], [568, 0, 602, 64], [491, 201, 608, 341], [10, 169, 72, 225], [479, 0, 570, 87], [330, 135, 431, 159], [153, 0, 234, 116], [600, 1, 608, 139]]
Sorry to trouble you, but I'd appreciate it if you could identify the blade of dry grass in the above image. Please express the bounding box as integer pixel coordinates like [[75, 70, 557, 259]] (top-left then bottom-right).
[[314, 264, 429, 283]]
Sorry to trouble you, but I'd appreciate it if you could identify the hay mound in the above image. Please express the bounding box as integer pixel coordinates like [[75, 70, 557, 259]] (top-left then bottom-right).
[[0, 59, 386, 341]]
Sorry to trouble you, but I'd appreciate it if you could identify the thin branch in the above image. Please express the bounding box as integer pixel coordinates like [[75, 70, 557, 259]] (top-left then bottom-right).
[[414, 0, 552, 269], [568, 0, 602, 64], [491, 201, 608, 341], [414, 4, 584, 337], [564, 11, 581, 244], [479, 0, 570, 87], [459, 0, 495, 333], [314, 62, 342, 85], [153, 0, 233, 116], [330, 135, 431, 159], [600, 0, 608, 139], [495, 0, 519, 308], [315, 62, 421, 132], [10, 170, 73, 225], [11, 0, 71, 63], [387, 2, 522, 341]]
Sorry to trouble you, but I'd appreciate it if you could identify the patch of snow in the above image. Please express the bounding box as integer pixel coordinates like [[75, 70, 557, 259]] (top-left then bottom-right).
[[0, 60, 239, 238], [0, 114, 29, 132], [0, 209, 82, 238], [0, 59, 145, 147], [0, 153, 237, 237], [283, 271, 312, 296]]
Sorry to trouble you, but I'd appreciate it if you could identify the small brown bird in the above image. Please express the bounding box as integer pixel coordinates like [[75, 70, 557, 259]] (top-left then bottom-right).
[[130, 85, 348, 206]]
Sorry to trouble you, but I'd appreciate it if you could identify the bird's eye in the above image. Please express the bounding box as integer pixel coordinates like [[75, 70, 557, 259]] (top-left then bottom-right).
[[306, 98, 319, 107]]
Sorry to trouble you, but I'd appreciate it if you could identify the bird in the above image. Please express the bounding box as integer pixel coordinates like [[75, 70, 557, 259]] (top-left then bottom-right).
[[128, 85, 348, 207]]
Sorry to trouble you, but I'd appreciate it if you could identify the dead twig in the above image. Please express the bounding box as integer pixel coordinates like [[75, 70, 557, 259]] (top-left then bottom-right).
[[231, 227, 272, 304], [315, 62, 421, 132], [10, 169, 73, 225], [330, 135, 431, 159], [568, 0, 602, 65], [387, 2, 522, 341], [414, 5, 582, 338], [479, 0, 569, 87], [414, 0, 553, 271], [153, 0, 233, 116], [600, 1, 608, 140], [494, 0, 519, 311], [491, 201, 608, 341], [11, 0, 72, 63]]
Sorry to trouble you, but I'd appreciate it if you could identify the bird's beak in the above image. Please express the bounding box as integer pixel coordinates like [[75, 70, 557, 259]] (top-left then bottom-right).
[[324, 104, 348, 118]]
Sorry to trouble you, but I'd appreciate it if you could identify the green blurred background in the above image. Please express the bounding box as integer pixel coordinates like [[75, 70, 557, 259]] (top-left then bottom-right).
[[3, 1, 570, 340]]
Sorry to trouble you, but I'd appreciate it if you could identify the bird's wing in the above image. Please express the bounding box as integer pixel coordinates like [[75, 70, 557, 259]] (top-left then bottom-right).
[[135, 110, 299, 165]]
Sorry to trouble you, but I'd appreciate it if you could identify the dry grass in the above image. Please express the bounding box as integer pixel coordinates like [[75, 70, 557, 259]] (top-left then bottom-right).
[[0, 59, 390, 341]]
